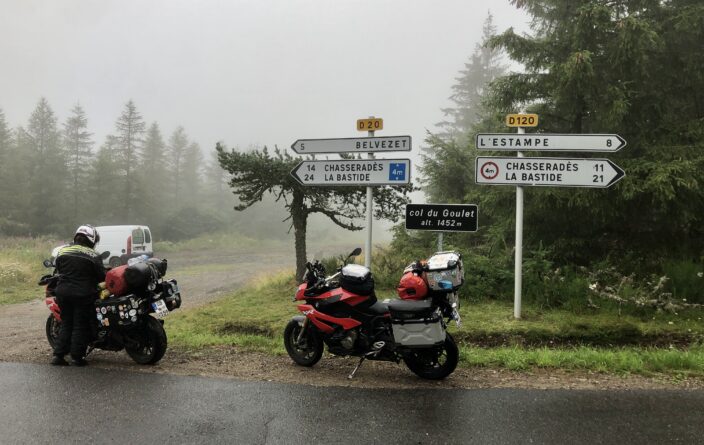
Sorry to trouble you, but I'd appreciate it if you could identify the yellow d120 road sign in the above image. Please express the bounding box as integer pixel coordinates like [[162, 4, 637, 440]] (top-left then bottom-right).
[[357, 118, 383, 132], [506, 114, 539, 127]]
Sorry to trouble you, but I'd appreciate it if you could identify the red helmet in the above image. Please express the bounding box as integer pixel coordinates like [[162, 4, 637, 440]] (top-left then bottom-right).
[[396, 271, 429, 300]]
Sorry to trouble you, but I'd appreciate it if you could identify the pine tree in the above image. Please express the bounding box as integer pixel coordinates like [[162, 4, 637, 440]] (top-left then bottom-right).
[[138, 122, 169, 226], [0, 110, 23, 234], [24, 98, 68, 234], [436, 12, 505, 144], [203, 146, 231, 213], [482, 0, 704, 263], [62, 103, 93, 222], [114, 100, 146, 221], [181, 142, 203, 208], [217, 144, 413, 280], [167, 126, 188, 206], [88, 136, 122, 224]]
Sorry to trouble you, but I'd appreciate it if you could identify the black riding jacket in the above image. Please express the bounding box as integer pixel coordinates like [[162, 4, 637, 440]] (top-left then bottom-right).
[[55, 244, 106, 300]]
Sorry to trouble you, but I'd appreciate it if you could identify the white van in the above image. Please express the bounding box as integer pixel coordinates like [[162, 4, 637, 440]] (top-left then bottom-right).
[[95, 225, 154, 267]]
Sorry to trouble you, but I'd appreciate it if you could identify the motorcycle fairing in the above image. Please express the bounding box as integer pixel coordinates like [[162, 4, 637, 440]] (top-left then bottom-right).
[[296, 304, 361, 334]]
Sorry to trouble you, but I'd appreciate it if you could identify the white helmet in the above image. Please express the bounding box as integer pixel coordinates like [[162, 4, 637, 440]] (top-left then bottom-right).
[[74, 225, 100, 246]]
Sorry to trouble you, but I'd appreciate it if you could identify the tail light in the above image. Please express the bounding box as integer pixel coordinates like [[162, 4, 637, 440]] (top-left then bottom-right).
[[127, 236, 132, 255]]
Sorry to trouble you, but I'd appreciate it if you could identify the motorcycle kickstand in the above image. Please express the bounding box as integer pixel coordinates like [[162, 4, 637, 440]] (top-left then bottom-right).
[[348, 342, 385, 379], [348, 356, 365, 380]]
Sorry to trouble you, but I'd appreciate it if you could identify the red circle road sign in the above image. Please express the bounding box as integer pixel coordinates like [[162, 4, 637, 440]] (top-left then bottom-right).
[[480, 161, 499, 180]]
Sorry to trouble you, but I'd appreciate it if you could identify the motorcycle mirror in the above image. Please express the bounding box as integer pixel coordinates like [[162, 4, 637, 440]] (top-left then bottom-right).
[[100, 251, 111, 260], [42, 259, 53, 268], [350, 247, 362, 257]]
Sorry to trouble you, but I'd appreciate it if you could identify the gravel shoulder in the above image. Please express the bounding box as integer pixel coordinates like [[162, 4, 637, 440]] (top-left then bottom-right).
[[2, 246, 702, 391]]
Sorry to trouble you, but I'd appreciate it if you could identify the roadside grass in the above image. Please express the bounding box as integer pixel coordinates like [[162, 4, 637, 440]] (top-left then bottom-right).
[[168, 272, 704, 377], [154, 231, 286, 254], [0, 237, 59, 305]]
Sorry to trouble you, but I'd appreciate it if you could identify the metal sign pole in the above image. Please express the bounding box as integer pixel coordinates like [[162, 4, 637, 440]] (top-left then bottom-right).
[[437, 232, 444, 252], [365, 117, 375, 268], [514, 125, 525, 319]]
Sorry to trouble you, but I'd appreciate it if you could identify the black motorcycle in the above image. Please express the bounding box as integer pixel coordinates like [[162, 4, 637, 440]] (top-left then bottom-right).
[[40, 254, 182, 365]]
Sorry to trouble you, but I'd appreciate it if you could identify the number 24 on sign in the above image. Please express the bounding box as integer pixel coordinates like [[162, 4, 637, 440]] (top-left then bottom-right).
[[303, 163, 316, 181]]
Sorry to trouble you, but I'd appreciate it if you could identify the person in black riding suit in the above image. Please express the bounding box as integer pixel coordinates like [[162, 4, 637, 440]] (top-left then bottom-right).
[[51, 225, 106, 366]]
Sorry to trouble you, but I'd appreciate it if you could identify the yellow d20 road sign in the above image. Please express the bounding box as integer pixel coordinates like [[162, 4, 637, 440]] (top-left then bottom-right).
[[506, 114, 539, 127], [357, 118, 383, 132]]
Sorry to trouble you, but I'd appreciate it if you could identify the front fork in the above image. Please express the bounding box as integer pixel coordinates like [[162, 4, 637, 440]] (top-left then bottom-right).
[[296, 317, 309, 344]]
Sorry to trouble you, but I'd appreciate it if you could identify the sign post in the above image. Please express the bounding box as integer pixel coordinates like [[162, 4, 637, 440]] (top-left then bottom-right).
[[291, 116, 411, 270], [515, 126, 525, 319], [476, 116, 627, 319], [365, 118, 375, 268]]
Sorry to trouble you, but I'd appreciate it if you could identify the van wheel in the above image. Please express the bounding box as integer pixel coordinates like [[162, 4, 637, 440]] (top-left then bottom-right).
[[109, 257, 122, 268]]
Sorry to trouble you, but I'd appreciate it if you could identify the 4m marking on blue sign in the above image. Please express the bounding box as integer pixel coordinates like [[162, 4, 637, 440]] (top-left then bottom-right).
[[389, 163, 406, 181]]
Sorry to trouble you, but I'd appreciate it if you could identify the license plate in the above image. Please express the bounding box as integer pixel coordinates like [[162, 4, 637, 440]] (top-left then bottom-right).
[[151, 299, 169, 319]]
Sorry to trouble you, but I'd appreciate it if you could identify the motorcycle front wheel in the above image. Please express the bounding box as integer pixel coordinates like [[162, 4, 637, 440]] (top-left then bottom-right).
[[403, 333, 459, 380], [283, 319, 323, 367], [45, 315, 60, 349], [125, 316, 167, 365]]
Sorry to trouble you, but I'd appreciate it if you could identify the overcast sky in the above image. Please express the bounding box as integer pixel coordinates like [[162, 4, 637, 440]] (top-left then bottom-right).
[[1, 0, 529, 158]]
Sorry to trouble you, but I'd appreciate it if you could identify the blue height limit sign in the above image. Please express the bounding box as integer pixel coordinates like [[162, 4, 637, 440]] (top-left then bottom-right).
[[389, 162, 406, 181]]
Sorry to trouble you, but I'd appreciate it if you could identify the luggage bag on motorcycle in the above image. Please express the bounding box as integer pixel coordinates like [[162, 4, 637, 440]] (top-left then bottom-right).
[[160, 279, 182, 311], [124, 261, 159, 291], [340, 264, 375, 296], [388, 300, 445, 347], [105, 265, 129, 296], [94, 294, 143, 327], [424, 251, 464, 291]]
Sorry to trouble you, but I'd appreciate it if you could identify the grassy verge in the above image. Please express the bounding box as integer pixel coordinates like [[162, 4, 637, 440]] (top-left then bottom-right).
[[0, 237, 60, 305], [154, 231, 287, 254], [168, 272, 704, 377]]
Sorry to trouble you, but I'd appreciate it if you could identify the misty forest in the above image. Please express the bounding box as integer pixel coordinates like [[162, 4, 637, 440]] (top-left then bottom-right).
[[1, 0, 703, 307]]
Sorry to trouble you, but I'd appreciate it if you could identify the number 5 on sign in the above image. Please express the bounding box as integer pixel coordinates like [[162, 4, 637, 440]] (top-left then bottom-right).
[[357, 118, 383, 131]]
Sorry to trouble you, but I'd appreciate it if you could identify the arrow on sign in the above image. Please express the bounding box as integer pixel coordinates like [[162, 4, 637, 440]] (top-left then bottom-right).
[[291, 159, 411, 186], [291, 136, 412, 154], [476, 134, 626, 152], [475, 157, 625, 188]]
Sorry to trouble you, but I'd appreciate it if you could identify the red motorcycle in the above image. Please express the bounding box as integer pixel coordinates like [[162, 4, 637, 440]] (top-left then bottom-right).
[[284, 248, 463, 380]]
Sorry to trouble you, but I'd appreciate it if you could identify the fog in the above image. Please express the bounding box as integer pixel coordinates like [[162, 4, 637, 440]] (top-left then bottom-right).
[[0, 0, 529, 244], [1, 0, 527, 152]]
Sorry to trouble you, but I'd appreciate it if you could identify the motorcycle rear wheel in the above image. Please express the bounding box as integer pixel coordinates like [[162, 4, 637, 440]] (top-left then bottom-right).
[[403, 333, 459, 380], [284, 319, 323, 367], [46, 316, 60, 349], [125, 317, 168, 365]]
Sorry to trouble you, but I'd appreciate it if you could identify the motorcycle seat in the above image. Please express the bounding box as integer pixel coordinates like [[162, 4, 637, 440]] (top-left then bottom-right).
[[366, 301, 390, 315], [387, 299, 433, 313]]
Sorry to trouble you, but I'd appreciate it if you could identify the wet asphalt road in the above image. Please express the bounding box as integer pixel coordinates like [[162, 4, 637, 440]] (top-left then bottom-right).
[[1, 362, 702, 445]]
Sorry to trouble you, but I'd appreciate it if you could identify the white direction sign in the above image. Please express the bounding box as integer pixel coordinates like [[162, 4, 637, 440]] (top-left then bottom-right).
[[476, 133, 626, 152], [476, 156, 625, 188], [291, 159, 411, 186], [291, 136, 412, 154]]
